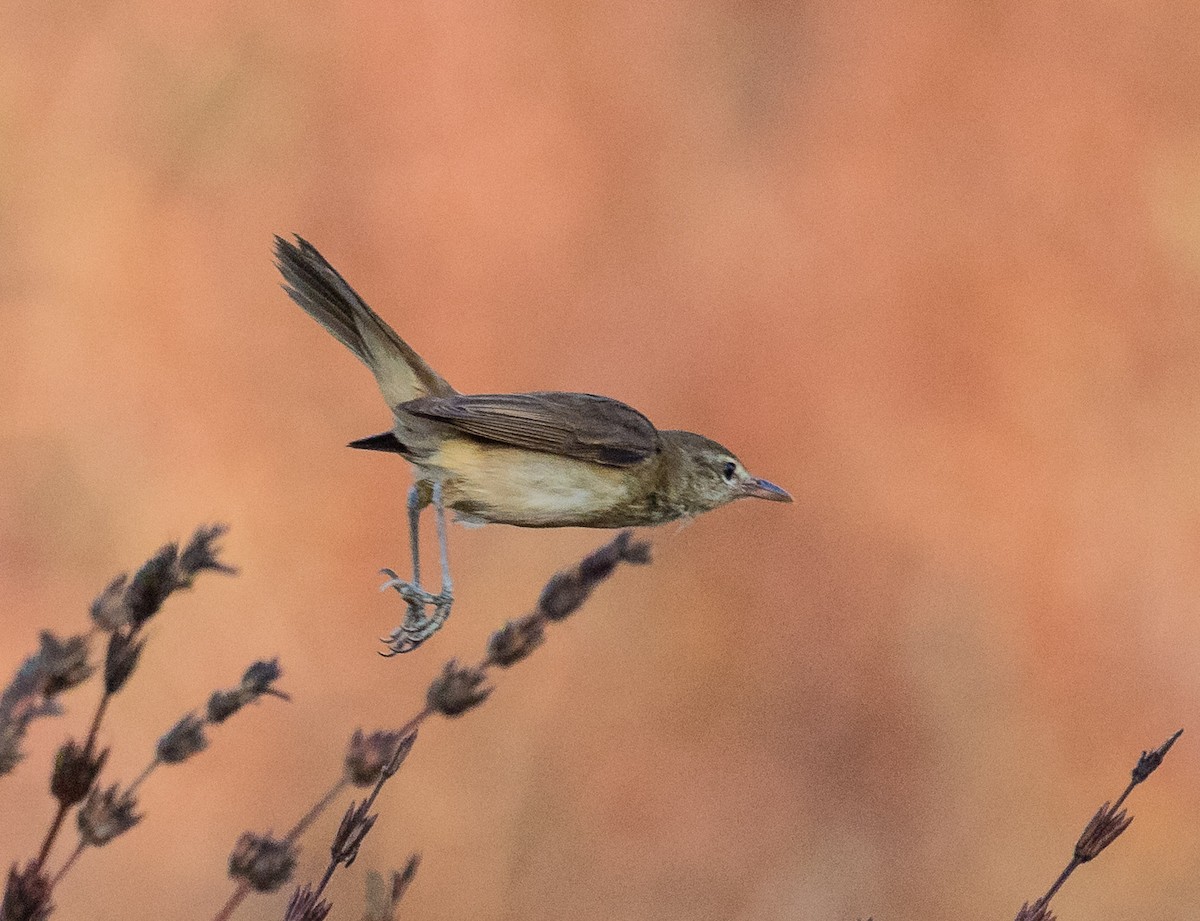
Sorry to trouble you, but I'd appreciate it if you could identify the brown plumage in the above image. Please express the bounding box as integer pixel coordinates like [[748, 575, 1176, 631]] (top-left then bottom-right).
[[275, 235, 790, 649]]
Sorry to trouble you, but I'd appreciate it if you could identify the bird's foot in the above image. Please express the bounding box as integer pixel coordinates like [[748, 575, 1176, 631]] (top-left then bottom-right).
[[379, 568, 454, 655]]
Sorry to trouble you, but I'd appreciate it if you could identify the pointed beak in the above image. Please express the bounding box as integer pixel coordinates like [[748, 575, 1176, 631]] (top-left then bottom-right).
[[741, 477, 792, 503]]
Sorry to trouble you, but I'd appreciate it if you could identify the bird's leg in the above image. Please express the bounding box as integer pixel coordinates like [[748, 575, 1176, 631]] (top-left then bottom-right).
[[380, 484, 434, 602], [380, 480, 454, 654], [433, 479, 453, 604], [408, 483, 423, 588]]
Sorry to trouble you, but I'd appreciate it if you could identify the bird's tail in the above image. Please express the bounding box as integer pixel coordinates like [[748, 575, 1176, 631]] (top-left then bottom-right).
[[274, 235, 454, 406]]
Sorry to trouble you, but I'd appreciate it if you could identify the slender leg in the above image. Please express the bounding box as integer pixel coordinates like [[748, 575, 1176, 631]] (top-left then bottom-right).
[[433, 481, 453, 601], [379, 480, 455, 654], [379, 484, 435, 604], [407, 484, 423, 588]]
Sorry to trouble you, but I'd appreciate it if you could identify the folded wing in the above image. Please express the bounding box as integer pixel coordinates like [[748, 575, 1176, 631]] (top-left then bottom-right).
[[400, 392, 660, 467]]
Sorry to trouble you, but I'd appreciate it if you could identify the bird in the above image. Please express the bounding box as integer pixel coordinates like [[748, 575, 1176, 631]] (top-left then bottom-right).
[[275, 235, 791, 652]]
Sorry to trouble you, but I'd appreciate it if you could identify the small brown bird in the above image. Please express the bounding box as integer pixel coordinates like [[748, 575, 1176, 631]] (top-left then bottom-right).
[[275, 235, 790, 651]]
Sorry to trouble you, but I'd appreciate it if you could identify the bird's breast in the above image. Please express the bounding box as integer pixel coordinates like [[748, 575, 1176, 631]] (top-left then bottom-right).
[[418, 439, 662, 528]]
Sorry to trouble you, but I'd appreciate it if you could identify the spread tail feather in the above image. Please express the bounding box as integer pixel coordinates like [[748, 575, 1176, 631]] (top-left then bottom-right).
[[274, 235, 454, 406]]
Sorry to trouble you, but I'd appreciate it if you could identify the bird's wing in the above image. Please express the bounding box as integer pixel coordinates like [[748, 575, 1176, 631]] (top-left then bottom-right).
[[399, 392, 660, 467]]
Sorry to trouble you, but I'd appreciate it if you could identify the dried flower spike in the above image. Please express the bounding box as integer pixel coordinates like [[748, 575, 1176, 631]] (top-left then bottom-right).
[[487, 613, 546, 667], [77, 783, 141, 847], [207, 659, 288, 723], [579, 529, 651, 580], [1, 861, 52, 921], [345, 729, 413, 787], [125, 544, 181, 626], [156, 713, 209, 764], [0, 649, 66, 776], [283, 886, 331, 921], [103, 628, 145, 695], [50, 739, 108, 808], [363, 855, 421, 921], [89, 574, 131, 632], [178, 524, 237, 581], [331, 801, 377, 869], [37, 632, 93, 697], [536, 531, 651, 622], [1132, 728, 1183, 784], [1013, 901, 1056, 921], [1074, 802, 1133, 862], [391, 853, 420, 907], [228, 832, 297, 893], [427, 660, 492, 717], [125, 524, 236, 626], [240, 659, 283, 696]]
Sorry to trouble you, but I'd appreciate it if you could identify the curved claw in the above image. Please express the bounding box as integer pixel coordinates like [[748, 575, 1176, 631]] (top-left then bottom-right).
[[379, 597, 455, 654]]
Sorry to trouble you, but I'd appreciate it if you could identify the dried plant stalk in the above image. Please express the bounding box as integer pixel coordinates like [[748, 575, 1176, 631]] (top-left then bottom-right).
[[213, 530, 651, 921], [1013, 728, 1182, 920]]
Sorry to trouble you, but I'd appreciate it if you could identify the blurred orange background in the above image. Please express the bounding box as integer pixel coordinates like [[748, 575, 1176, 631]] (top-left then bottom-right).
[[3, 1, 1200, 918]]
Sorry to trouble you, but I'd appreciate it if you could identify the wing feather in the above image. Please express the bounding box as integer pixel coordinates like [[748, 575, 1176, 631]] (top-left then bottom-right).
[[400, 392, 660, 466]]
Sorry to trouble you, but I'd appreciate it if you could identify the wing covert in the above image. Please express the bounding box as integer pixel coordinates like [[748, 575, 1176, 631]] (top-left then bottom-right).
[[399, 392, 660, 466]]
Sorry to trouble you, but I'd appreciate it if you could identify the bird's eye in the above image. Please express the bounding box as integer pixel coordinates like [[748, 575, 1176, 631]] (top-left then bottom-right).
[[722, 461, 737, 482]]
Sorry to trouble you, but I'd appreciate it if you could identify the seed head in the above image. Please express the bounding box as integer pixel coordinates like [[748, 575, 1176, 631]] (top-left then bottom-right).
[[89, 574, 131, 632], [156, 713, 208, 764], [206, 689, 242, 724], [178, 524, 237, 581], [125, 544, 181, 626], [1013, 901, 1056, 921], [124, 525, 236, 626], [50, 739, 108, 808], [363, 855, 421, 921], [240, 658, 283, 696], [103, 629, 145, 695], [77, 783, 141, 847], [536, 531, 651, 622], [427, 660, 491, 717], [486, 614, 545, 667], [1132, 728, 1183, 784], [1, 861, 52, 921], [207, 659, 288, 723], [36, 632, 92, 697], [283, 886, 331, 921], [391, 854, 421, 907], [228, 832, 297, 893], [331, 801, 377, 869], [1074, 802, 1133, 862], [344, 729, 413, 787]]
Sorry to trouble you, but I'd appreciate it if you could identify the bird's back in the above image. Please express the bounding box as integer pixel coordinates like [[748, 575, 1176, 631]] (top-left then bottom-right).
[[397, 390, 672, 527]]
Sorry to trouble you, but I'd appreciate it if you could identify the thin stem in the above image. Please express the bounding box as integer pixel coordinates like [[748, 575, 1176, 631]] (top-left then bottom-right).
[[1036, 856, 1080, 907], [286, 777, 351, 845], [49, 841, 86, 888], [33, 804, 70, 870], [313, 862, 338, 902], [1110, 778, 1137, 813], [126, 756, 160, 797], [211, 881, 251, 921], [83, 692, 111, 756]]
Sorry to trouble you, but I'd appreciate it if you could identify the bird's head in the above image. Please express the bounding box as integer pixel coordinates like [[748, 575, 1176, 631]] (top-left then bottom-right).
[[659, 431, 792, 515]]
